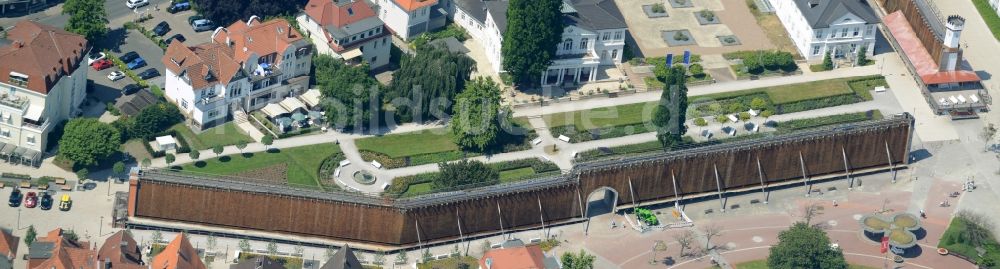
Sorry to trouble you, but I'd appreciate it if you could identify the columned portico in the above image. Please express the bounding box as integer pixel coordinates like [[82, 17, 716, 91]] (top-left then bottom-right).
[[540, 62, 601, 86]]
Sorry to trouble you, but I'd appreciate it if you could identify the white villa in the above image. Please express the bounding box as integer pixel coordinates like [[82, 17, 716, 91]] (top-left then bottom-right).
[[163, 16, 313, 131], [452, 0, 627, 86], [769, 0, 879, 61], [298, 0, 392, 69], [0, 20, 88, 165], [374, 0, 448, 40]]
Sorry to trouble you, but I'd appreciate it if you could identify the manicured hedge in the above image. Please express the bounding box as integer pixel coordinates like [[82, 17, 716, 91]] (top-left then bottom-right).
[[776, 110, 882, 132], [141, 129, 193, 158], [1, 173, 31, 180]]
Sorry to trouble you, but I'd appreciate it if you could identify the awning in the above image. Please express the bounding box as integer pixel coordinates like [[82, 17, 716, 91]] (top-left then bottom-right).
[[342, 48, 363, 60], [0, 143, 13, 156], [22, 149, 39, 165], [24, 104, 43, 122], [261, 103, 289, 118], [279, 97, 306, 113], [299, 89, 322, 108]]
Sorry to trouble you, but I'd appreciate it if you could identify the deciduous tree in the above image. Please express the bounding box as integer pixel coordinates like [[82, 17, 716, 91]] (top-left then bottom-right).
[[560, 250, 596, 269], [450, 77, 509, 151], [387, 46, 474, 122], [502, 0, 564, 84], [63, 0, 107, 41], [314, 55, 382, 130], [768, 222, 847, 269], [24, 225, 37, 246], [59, 118, 121, 167]]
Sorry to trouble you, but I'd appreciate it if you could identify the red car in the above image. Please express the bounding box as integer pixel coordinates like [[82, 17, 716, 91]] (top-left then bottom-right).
[[23, 192, 37, 208], [91, 59, 113, 71]]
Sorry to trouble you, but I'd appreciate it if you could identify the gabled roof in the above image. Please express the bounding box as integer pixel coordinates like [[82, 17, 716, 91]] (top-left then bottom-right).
[[479, 245, 550, 269], [305, 0, 378, 29], [98, 231, 144, 269], [454, 0, 488, 23], [212, 17, 305, 64], [319, 245, 363, 269], [162, 40, 243, 90], [115, 88, 158, 117], [390, 0, 438, 12], [0, 20, 88, 95], [485, 1, 509, 32], [29, 229, 98, 269], [151, 234, 207, 269], [0, 228, 17, 258], [792, 0, 879, 28]]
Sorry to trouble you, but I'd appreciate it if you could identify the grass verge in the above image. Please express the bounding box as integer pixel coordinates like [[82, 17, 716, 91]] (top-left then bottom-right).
[[973, 0, 1000, 41]]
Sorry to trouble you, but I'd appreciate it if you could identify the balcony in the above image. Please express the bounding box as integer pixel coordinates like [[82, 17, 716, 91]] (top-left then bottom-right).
[[251, 63, 283, 82], [200, 94, 224, 105], [0, 94, 28, 110], [22, 118, 49, 132]]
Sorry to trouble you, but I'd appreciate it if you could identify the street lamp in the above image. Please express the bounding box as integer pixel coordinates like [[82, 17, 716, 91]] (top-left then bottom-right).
[[99, 216, 104, 236]]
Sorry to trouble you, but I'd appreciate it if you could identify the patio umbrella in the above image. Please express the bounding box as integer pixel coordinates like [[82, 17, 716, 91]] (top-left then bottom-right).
[[275, 117, 293, 130], [291, 112, 307, 122]]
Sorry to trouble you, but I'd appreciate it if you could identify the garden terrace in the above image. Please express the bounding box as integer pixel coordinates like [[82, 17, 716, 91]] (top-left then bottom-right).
[[175, 143, 343, 189], [355, 124, 536, 168], [385, 158, 562, 197], [130, 114, 912, 246]]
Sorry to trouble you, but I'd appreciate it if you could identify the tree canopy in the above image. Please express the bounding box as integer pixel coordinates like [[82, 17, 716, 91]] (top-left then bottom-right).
[[125, 103, 183, 139], [63, 0, 107, 41], [560, 250, 596, 269], [501, 0, 564, 84], [450, 77, 510, 152], [314, 55, 383, 131], [58, 118, 121, 167], [193, 0, 305, 26], [653, 65, 688, 150], [768, 222, 847, 269], [432, 160, 499, 190], [387, 46, 475, 123]]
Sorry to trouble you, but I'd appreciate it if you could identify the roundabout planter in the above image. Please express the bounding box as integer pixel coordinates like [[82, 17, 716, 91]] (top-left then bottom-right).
[[938, 248, 949, 255]]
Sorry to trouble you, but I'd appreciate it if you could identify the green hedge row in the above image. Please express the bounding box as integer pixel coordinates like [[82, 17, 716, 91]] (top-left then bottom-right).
[[141, 129, 193, 158], [549, 122, 654, 143], [776, 110, 881, 132], [1, 173, 31, 180]]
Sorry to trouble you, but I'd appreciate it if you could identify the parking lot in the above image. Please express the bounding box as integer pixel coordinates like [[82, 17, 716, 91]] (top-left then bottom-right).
[[0, 182, 129, 268]]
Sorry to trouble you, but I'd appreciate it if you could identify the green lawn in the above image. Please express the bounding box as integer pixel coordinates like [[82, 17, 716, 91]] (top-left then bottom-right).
[[171, 122, 253, 150], [541, 102, 651, 131], [355, 128, 459, 158], [500, 167, 535, 181], [763, 79, 853, 104], [178, 143, 341, 188], [973, 0, 1000, 41], [734, 260, 878, 269], [939, 216, 1000, 268]]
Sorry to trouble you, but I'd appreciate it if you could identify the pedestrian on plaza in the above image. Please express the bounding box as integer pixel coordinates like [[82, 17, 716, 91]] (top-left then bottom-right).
[[832, 200, 838, 207]]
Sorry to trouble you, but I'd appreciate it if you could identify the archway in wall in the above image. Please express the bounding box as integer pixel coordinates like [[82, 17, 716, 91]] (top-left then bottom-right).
[[585, 187, 619, 218]]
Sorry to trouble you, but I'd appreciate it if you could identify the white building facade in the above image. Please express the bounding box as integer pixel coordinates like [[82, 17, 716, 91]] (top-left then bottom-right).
[[0, 20, 88, 163], [298, 0, 392, 69], [452, 0, 626, 85], [769, 0, 879, 61], [163, 17, 313, 131], [375, 0, 448, 40]]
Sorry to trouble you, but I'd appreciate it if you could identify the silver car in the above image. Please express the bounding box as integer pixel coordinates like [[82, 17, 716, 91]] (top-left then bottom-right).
[[192, 19, 214, 32]]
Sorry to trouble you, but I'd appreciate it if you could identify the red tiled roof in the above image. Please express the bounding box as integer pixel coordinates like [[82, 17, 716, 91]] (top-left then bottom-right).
[[30, 229, 98, 269], [479, 245, 547, 269], [98, 231, 144, 269], [391, 0, 437, 12], [305, 0, 377, 29], [884, 11, 980, 85], [212, 17, 304, 65], [150, 234, 206, 269], [0, 20, 88, 95], [0, 228, 17, 258], [162, 40, 242, 90]]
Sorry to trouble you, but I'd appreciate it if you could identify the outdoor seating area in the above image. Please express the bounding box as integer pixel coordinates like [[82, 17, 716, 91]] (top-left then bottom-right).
[[0, 141, 42, 167], [259, 96, 325, 134]]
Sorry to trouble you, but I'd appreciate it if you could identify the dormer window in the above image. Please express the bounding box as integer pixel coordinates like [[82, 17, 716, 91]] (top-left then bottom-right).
[[8, 72, 28, 87]]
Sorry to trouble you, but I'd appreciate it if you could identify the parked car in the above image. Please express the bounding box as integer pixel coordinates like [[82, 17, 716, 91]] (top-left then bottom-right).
[[122, 84, 142, 95], [87, 51, 106, 65], [91, 59, 113, 71], [107, 71, 126, 81], [126, 0, 149, 9], [8, 188, 21, 207], [138, 68, 160, 79], [39, 193, 53, 210], [164, 34, 186, 45], [127, 57, 147, 70], [192, 19, 215, 32], [120, 51, 140, 63], [153, 21, 171, 36], [59, 194, 71, 211], [167, 1, 190, 13], [186, 15, 204, 26], [23, 192, 37, 208]]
